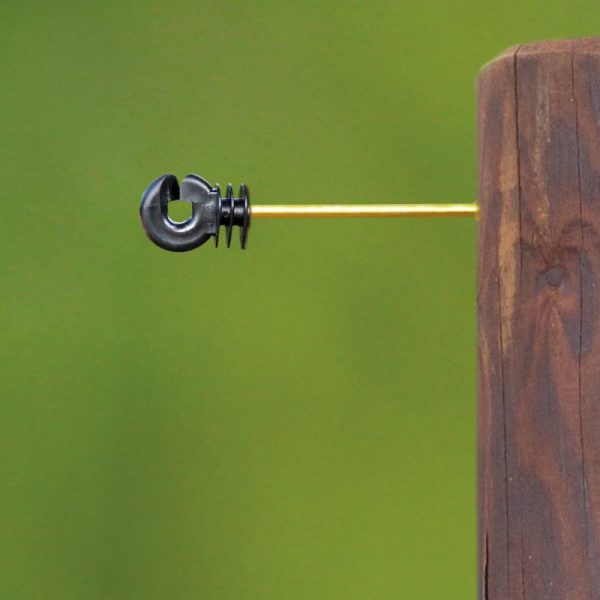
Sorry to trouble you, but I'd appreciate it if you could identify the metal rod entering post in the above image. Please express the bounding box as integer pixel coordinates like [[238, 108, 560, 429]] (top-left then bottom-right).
[[251, 203, 479, 219]]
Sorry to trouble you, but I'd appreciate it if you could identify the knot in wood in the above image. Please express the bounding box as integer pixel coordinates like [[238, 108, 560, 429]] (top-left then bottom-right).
[[544, 265, 565, 287]]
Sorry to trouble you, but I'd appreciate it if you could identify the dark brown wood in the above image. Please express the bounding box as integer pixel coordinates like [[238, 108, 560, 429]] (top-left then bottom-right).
[[478, 39, 600, 600]]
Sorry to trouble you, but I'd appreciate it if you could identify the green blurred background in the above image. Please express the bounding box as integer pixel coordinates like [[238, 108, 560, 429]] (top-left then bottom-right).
[[0, 2, 597, 598]]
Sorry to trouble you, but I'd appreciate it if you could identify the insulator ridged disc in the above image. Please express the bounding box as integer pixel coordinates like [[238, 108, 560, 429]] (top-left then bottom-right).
[[213, 184, 221, 248], [239, 184, 250, 249], [226, 183, 234, 248]]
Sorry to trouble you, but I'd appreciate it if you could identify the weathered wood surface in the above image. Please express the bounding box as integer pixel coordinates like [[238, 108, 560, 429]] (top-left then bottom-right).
[[478, 39, 600, 600]]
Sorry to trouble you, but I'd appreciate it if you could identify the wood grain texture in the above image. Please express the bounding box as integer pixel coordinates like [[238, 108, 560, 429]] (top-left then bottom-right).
[[478, 39, 600, 600]]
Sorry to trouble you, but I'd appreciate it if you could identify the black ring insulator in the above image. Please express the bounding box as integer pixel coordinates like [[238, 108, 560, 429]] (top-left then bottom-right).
[[139, 173, 251, 251]]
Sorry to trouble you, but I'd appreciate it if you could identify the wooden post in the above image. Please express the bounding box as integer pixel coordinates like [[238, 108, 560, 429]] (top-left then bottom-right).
[[478, 39, 600, 599]]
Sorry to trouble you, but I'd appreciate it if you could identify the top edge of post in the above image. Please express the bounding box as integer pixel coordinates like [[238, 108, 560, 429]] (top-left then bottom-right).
[[479, 37, 600, 74]]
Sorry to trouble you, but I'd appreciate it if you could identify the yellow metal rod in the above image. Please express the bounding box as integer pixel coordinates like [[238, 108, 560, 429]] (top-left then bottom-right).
[[251, 203, 479, 219]]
